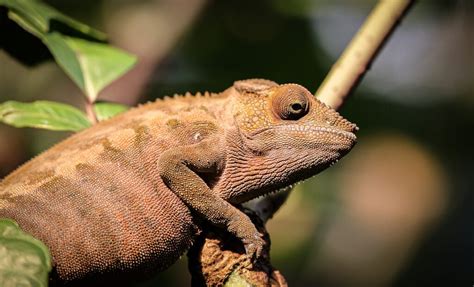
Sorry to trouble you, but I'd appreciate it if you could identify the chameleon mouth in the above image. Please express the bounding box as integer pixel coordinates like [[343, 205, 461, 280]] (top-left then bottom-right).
[[279, 125, 357, 141], [251, 125, 357, 141]]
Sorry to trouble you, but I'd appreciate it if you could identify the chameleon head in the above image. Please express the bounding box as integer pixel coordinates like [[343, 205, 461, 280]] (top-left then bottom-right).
[[220, 79, 358, 203]]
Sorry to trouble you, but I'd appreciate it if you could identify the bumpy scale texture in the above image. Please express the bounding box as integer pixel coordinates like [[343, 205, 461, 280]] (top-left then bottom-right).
[[0, 79, 357, 284]]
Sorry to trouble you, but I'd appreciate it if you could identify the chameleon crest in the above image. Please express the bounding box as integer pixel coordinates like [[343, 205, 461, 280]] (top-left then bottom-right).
[[0, 79, 356, 284]]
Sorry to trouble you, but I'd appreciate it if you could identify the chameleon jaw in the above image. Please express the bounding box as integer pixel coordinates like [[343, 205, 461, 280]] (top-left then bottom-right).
[[249, 124, 357, 142], [274, 124, 357, 141]]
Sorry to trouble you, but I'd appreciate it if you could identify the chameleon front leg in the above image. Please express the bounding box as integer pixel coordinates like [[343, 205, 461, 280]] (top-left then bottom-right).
[[158, 138, 265, 259]]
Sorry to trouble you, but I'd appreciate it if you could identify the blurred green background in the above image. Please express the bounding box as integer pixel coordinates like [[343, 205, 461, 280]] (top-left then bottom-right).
[[0, 0, 472, 286]]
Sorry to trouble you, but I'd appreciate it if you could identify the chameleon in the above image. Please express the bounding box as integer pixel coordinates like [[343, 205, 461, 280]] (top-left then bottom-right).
[[0, 79, 357, 284]]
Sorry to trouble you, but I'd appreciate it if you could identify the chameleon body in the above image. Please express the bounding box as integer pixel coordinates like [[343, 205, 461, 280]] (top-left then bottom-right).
[[0, 79, 357, 283]]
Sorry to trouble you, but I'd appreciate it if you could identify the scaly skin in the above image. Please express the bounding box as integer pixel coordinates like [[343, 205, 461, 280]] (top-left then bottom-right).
[[0, 79, 357, 284]]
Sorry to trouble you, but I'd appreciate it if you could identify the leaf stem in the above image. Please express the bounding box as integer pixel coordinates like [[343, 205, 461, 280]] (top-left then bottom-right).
[[85, 99, 97, 125]]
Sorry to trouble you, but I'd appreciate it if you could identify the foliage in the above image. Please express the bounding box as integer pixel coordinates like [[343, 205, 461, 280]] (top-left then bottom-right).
[[43, 33, 136, 102], [0, 100, 91, 131], [0, 219, 52, 287], [0, 0, 134, 130]]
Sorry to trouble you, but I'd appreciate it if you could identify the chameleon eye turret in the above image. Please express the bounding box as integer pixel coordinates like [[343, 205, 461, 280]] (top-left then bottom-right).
[[271, 84, 310, 121]]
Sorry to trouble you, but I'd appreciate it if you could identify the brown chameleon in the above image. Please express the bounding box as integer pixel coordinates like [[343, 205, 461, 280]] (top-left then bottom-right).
[[0, 79, 357, 284]]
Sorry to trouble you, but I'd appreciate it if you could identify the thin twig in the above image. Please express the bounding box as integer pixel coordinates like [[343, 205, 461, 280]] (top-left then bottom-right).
[[316, 0, 415, 110]]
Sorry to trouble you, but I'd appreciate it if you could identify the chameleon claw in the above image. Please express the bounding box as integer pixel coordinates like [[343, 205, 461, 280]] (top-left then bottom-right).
[[243, 233, 265, 261]]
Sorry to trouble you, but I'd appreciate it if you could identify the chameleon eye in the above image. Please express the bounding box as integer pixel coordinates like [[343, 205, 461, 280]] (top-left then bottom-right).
[[272, 88, 310, 120]]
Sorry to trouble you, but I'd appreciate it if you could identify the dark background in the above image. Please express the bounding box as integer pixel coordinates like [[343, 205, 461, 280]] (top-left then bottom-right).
[[0, 0, 472, 286]]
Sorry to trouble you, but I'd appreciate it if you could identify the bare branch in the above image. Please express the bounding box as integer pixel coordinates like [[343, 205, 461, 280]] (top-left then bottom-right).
[[316, 0, 415, 110]]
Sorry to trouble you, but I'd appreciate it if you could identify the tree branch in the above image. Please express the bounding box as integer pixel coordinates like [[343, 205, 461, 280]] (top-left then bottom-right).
[[316, 0, 415, 110]]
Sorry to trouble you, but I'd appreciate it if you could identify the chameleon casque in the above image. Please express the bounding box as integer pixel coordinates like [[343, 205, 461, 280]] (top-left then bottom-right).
[[0, 79, 357, 284]]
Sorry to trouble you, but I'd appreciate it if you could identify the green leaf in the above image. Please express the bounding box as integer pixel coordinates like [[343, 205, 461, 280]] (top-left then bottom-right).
[[0, 218, 52, 287], [0, 0, 106, 40], [42, 33, 84, 90], [43, 33, 137, 102], [0, 101, 91, 131], [94, 102, 129, 122], [1, 0, 137, 100]]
